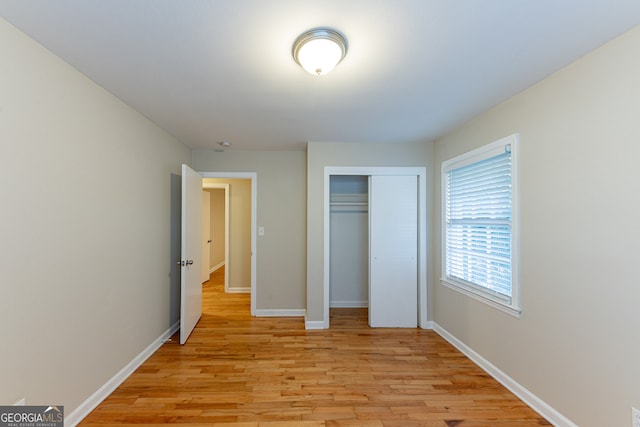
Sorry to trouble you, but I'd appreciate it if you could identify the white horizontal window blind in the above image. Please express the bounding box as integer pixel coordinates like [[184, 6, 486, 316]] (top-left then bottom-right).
[[442, 134, 519, 315]]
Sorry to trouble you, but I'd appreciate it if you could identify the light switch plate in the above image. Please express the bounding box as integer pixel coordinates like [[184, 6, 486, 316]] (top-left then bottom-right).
[[258, 226, 264, 236]]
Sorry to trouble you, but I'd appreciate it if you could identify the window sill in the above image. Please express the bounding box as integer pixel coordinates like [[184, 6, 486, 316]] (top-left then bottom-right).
[[440, 278, 521, 318]]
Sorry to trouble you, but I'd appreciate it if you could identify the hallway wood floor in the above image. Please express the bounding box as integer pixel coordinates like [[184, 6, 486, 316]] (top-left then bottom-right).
[[81, 268, 550, 426]]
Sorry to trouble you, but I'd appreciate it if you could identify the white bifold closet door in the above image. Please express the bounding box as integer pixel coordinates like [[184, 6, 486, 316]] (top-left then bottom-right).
[[369, 175, 418, 327]]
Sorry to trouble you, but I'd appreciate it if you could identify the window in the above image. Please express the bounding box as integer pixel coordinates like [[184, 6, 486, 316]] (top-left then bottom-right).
[[441, 134, 520, 316]]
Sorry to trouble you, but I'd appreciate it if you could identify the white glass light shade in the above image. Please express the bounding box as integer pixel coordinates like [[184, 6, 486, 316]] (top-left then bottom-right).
[[293, 28, 348, 76]]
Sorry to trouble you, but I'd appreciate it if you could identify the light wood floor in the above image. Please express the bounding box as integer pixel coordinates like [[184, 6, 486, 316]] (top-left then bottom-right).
[[81, 268, 550, 426]]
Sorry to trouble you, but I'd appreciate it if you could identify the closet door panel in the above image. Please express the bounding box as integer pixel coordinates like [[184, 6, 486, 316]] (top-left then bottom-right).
[[369, 175, 418, 327]]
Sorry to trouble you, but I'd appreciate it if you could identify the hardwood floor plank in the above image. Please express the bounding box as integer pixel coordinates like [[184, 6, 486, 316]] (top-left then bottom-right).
[[80, 267, 550, 426]]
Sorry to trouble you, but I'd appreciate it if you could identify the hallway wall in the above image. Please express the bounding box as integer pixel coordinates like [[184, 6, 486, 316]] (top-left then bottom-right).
[[208, 188, 226, 270], [204, 178, 251, 291]]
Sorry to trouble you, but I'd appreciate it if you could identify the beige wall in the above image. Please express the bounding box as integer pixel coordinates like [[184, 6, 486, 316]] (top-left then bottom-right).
[[306, 141, 434, 322], [203, 178, 251, 290], [193, 150, 307, 309], [209, 188, 226, 269], [0, 17, 190, 413], [432, 27, 640, 427]]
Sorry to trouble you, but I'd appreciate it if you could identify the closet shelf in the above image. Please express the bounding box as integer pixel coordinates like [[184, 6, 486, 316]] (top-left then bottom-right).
[[330, 202, 368, 206]]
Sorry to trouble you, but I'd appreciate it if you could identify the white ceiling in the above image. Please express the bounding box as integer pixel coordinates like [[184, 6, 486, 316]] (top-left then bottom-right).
[[1, 1, 638, 150]]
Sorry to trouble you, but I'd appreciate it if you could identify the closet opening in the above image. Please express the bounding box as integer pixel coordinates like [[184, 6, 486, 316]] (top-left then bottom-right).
[[329, 175, 369, 323]]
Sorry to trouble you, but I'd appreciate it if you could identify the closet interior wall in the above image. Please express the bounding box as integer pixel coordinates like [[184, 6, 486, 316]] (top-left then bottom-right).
[[329, 175, 369, 308]]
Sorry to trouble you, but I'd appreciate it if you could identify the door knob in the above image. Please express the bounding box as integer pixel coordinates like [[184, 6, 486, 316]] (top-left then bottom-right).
[[186, 260, 194, 265]]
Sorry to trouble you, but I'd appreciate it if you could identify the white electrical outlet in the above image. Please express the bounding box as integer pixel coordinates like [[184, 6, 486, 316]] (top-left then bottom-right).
[[14, 398, 26, 406], [632, 407, 640, 427]]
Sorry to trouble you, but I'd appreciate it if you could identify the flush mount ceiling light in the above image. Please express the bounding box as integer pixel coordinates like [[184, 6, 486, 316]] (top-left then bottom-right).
[[292, 27, 348, 76]]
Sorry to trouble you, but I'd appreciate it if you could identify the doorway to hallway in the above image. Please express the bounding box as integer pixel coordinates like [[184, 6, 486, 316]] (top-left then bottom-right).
[[200, 172, 257, 316]]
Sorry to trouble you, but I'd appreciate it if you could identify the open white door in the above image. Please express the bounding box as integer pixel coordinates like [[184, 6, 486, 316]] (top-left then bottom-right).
[[180, 164, 203, 344], [369, 175, 418, 327]]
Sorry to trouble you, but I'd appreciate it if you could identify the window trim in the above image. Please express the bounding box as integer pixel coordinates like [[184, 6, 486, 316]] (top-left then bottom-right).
[[441, 134, 521, 317]]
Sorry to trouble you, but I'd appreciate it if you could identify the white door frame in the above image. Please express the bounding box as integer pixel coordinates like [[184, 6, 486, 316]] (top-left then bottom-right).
[[202, 183, 230, 292], [200, 172, 257, 316], [323, 166, 428, 328]]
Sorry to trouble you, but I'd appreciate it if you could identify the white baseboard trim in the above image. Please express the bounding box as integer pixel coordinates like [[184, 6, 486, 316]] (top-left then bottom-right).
[[432, 322, 577, 427], [65, 321, 180, 427], [330, 300, 368, 308], [304, 317, 329, 330], [422, 320, 435, 330], [226, 287, 250, 294], [209, 262, 225, 274], [254, 309, 305, 317]]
